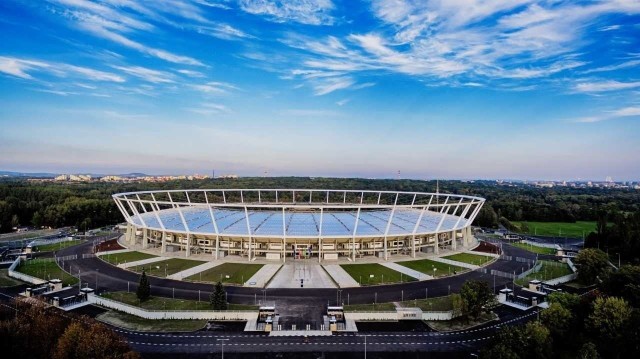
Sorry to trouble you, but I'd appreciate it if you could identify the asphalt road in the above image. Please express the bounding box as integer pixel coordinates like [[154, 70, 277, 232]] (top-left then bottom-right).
[[1, 239, 544, 356], [57, 239, 537, 326]]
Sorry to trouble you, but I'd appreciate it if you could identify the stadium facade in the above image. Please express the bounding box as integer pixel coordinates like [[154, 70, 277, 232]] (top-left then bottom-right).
[[113, 189, 485, 262]]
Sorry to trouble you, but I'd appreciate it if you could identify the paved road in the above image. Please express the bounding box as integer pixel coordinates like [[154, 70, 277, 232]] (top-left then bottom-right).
[[57, 240, 537, 328]]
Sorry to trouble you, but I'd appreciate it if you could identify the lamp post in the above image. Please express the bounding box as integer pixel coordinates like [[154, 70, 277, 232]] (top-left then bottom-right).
[[217, 338, 229, 359], [362, 334, 370, 359]]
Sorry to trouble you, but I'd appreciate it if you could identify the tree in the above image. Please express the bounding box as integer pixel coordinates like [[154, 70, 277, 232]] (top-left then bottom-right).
[[578, 342, 599, 359], [460, 280, 494, 318], [574, 248, 611, 284], [136, 271, 150, 302], [601, 265, 640, 307], [11, 214, 19, 228], [586, 296, 632, 357], [53, 321, 139, 359], [451, 293, 464, 318], [210, 281, 227, 310], [540, 302, 572, 338]]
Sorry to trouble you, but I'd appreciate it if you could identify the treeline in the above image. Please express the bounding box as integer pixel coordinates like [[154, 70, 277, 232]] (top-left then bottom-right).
[[584, 210, 640, 262], [0, 301, 138, 359], [0, 177, 639, 234], [481, 262, 640, 358]]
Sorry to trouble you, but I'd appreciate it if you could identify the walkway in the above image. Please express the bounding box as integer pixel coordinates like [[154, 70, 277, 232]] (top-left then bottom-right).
[[430, 256, 480, 270], [380, 262, 432, 281], [267, 261, 337, 288], [323, 265, 360, 288], [244, 264, 282, 288], [166, 261, 222, 280], [118, 256, 169, 269]]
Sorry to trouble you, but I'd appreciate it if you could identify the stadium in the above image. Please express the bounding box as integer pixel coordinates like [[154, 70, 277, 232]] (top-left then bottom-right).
[[113, 189, 485, 262]]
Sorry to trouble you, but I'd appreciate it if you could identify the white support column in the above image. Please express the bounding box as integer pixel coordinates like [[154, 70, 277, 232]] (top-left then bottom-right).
[[377, 192, 381, 205], [204, 192, 220, 258], [161, 231, 167, 254], [451, 230, 457, 250], [318, 208, 324, 263], [383, 205, 397, 261], [222, 191, 226, 203], [411, 205, 429, 258], [433, 205, 451, 254], [244, 206, 252, 261], [240, 190, 244, 203], [142, 229, 148, 249], [352, 208, 361, 261], [149, 193, 166, 234], [175, 206, 190, 257], [282, 207, 286, 263]]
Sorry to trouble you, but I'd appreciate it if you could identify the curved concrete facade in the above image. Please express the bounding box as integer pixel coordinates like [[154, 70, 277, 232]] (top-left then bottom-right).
[[113, 189, 485, 262]]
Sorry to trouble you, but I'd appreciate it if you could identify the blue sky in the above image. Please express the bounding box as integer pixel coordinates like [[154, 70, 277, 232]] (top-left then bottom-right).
[[0, 0, 639, 180]]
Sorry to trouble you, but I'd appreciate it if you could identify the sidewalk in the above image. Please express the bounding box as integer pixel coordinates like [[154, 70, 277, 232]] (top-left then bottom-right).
[[244, 264, 282, 288], [323, 265, 360, 288], [380, 262, 432, 280], [118, 256, 169, 269], [167, 261, 222, 280]]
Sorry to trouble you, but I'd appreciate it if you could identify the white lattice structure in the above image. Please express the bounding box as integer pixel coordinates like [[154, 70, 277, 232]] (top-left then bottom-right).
[[113, 189, 485, 262]]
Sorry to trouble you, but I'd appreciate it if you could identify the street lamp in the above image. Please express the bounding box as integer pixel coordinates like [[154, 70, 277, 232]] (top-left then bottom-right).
[[217, 338, 229, 359], [361, 334, 370, 359]]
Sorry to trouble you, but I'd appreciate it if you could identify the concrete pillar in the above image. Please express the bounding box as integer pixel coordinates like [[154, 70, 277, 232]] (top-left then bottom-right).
[[215, 236, 219, 259], [318, 238, 322, 263], [142, 229, 148, 249], [185, 233, 191, 257], [434, 235, 439, 255], [384, 237, 388, 261], [161, 231, 166, 254], [452, 230, 457, 250]]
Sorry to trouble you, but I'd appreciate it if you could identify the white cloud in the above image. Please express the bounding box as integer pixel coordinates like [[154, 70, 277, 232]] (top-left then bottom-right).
[[572, 106, 640, 123], [0, 56, 125, 82], [54, 0, 204, 66], [189, 102, 231, 115], [239, 0, 335, 25], [191, 81, 239, 94], [197, 24, 255, 40], [313, 77, 354, 96], [177, 69, 205, 78], [112, 65, 175, 83], [583, 59, 640, 74], [573, 80, 640, 93], [276, 0, 640, 94]]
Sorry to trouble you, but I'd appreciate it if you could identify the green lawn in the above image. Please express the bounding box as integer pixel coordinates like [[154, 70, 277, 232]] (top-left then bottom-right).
[[512, 221, 596, 238], [101, 291, 259, 311], [398, 259, 467, 277], [0, 269, 24, 287], [99, 251, 157, 265], [184, 262, 263, 285], [442, 253, 493, 266], [35, 239, 82, 252], [343, 302, 397, 311], [16, 259, 77, 286], [96, 311, 207, 332], [511, 242, 557, 255], [399, 295, 455, 312], [515, 260, 573, 286], [341, 263, 416, 285], [129, 258, 206, 278]]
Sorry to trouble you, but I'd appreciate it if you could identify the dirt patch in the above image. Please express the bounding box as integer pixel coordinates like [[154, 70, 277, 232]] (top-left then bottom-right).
[[472, 241, 501, 255], [96, 238, 124, 252]]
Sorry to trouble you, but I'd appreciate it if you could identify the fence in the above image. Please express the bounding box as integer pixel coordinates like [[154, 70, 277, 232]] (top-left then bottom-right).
[[88, 293, 257, 320], [517, 262, 543, 279], [521, 240, 558, 249], [7, 257, 47, 285], [344, 309, 455, 321]]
